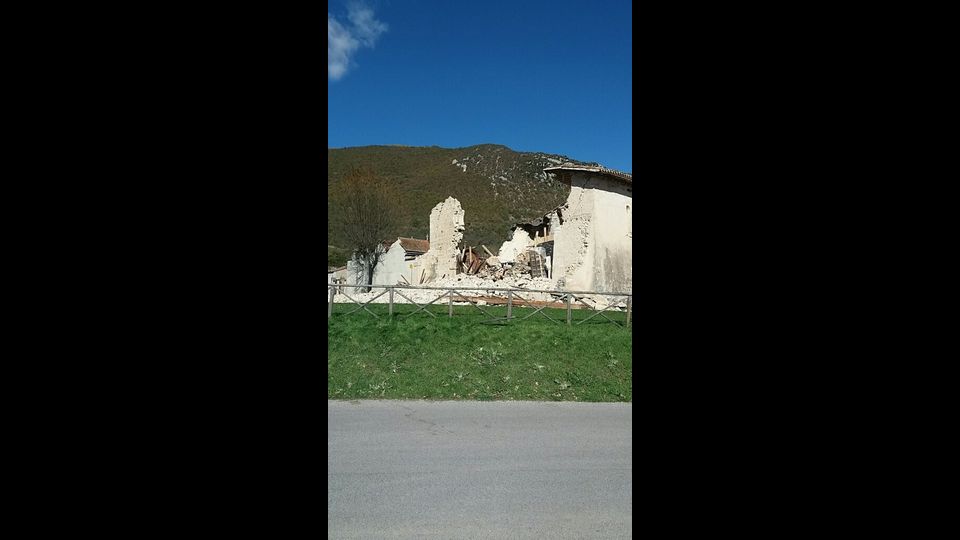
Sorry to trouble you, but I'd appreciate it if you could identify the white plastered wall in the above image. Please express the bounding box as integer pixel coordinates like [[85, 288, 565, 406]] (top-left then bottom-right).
[[372, 240, 406, 286], [372, 240, 426, 286], [590, 177, 632, 292], [551, 172, 632, 293]]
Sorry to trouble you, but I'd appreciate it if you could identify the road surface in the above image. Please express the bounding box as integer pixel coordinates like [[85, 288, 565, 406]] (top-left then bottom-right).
[[328, 400, 632, 539]]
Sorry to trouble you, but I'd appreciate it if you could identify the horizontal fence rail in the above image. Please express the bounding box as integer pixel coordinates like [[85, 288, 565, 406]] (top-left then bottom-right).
[[327, 283, 632, 328]]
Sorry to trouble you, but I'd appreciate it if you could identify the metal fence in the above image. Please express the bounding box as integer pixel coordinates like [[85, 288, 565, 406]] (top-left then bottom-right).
[[327, 283, 632, 327]]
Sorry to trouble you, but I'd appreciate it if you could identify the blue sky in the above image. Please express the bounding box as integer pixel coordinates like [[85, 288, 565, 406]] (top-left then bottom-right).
[[328, 0, 632, 173]]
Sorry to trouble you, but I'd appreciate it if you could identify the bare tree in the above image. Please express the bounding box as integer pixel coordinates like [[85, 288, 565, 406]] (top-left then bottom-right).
[[329, 167, 397, 292]]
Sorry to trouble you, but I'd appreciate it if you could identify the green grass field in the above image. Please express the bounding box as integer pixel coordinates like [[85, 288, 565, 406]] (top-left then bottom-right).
[[328, 302, 632, 402]]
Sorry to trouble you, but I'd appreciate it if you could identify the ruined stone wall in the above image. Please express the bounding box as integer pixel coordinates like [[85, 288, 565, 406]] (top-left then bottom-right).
[[552, 173, 595, 291], [420, 197, 465, 282]]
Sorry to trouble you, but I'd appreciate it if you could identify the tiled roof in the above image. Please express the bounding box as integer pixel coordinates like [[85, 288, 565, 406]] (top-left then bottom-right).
[[398, 237, 429, 253], [543, 163, 632, 184]]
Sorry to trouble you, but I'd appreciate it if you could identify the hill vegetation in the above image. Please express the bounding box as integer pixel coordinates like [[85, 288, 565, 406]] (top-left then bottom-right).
[[327, 144, 596, 260], [328, 245, 352, 268]]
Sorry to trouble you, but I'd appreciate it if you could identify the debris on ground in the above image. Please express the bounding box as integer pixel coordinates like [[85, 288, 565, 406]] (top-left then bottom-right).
[[334, 241, 625, 309]]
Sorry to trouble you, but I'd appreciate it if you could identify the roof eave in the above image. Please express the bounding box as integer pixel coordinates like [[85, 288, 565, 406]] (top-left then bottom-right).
[[544, 166, 632, 184]]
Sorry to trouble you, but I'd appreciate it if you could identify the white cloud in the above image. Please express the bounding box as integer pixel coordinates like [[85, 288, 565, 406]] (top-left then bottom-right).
[[328, 4, 387, 81], [328, 16, 359, 80]]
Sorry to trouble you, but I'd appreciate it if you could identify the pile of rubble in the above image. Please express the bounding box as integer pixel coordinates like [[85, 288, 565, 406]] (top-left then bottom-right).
[[457, 244, 548, 281], [477, 250, 545, 280], [335, 242, 570, 306], [435, 274, 555, 300]]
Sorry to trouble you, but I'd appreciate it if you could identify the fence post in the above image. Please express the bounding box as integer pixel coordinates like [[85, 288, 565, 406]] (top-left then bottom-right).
[[507, 290, 513, 320], [626, 296, 632, 326], [328, 286, 334, 319], [448, 291, 453, 317], [566, 294, 572, 326], [389, 287, 394, 316]]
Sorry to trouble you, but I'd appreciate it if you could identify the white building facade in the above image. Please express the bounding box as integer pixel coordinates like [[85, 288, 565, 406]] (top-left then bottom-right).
[[544, 165, 632, 293], [371, 237, 430, 286]]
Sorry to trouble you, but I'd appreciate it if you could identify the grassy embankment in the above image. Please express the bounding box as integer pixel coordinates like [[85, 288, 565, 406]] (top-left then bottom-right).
[[328, 302, 631, 402]]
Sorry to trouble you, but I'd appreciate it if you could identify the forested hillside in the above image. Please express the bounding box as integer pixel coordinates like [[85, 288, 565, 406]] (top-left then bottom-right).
[[327, 144, 597, 255]]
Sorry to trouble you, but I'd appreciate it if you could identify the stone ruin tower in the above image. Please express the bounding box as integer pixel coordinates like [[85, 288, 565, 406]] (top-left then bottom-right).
[[421, 196, 464, 282]]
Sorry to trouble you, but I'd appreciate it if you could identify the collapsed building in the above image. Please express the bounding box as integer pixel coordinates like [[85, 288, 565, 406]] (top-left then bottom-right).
[[490, 164, 632, 292], [345, 197, 462, 287], [495, 208, 558, 280], [342, 163, 631, 296]]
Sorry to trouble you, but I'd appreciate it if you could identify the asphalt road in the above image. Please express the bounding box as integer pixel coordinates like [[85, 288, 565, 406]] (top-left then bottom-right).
[[328, 400, 632, 539]]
